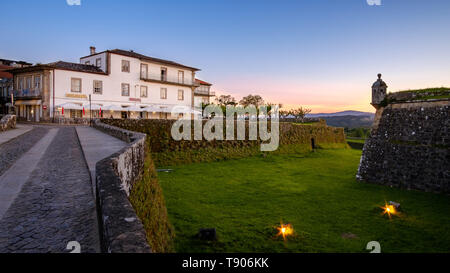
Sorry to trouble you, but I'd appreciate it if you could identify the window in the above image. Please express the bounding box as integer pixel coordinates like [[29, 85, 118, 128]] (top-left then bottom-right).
[[85, 61, 91, 65], [34, 75, 41, 90], [93, 80, 103, 94], [178, 71, 184, 84], [122, 60, 130, 72], [121, 111, 128, 119], [121, 83, 130, 96], [161, 67, 167, 81], [140, 86, 148, 98], [70, 109, 82, 119], [178, 90, 184, 100], [18, 77, 23, 90], [160, 88, 167, 99], [71, 78, 82, 93], [96, 58, 101, 67], [26, 76, 32, 90], [140, 64, 148, 79]]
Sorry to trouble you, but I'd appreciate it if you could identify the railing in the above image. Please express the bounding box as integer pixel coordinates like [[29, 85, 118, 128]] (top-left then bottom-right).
[[140, 74, 198, 86], [194, 89, 215, 96], [12, 89, 42, 98]]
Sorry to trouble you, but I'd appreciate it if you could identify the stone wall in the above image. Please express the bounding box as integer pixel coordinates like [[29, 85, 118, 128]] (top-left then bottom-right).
[[357, 101, 449, 194], [55, 117, 91, 125], [101, 119, 346, 166], [93, 120, 151, 253], [0, 115, 16, 132]]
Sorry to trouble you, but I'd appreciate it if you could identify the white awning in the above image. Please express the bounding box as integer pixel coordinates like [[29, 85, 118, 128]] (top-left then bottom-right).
[[57, 102, 82, 110], [142, 106, 161, 113], [124, 105, 143, 112], [103, 105, 123, 111], [82, 103, 103, 111]]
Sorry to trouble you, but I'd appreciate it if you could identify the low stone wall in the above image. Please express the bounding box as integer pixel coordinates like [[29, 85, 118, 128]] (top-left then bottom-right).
[[92, 119, 151, 253], [0, 115, 16, 132], [101, 119, 346, 166], [357, 101, 449, 194], [55, 117, 90, 125]]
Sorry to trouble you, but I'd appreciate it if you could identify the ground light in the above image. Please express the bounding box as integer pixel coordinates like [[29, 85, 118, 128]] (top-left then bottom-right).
[[276, 223, 294, 241], [381, 202, 397, 219]]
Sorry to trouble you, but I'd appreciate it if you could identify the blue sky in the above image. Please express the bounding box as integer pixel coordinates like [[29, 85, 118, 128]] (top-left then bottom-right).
[[1, 0, 449, 112]]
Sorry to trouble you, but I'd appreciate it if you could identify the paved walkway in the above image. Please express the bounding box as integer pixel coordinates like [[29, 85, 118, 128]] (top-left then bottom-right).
[[0, 126, 115, 253], [0, 124, 33, 146], [0, 128, 59, 219], [0, 125, 128, 253], [76, 126, 127, 196]]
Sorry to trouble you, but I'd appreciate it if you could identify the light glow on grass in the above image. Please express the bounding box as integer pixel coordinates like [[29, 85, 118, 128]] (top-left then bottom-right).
[[276, 223, 294, 241], [381, 203, 397, 219]]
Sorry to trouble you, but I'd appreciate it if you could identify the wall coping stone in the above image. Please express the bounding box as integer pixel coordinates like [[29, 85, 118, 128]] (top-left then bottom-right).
[[93, 119, 151, 253]]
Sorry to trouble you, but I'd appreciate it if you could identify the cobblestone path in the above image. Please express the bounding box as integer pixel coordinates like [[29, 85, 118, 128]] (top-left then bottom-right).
[[0, 127, 100, 253], [0, 127, 49, 177]]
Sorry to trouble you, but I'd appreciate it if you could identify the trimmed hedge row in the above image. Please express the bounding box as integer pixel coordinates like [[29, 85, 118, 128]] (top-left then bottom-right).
[[102, 119, 347, 166]]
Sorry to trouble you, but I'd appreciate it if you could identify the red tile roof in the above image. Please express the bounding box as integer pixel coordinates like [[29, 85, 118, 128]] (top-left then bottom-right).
[[6, 61, 106, 75], [0, 64, 13, 79], [195, 78, 212, 86]]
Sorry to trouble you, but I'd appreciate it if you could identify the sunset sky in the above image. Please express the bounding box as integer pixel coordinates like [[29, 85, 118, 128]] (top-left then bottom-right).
[[2, 0, 449, 113]]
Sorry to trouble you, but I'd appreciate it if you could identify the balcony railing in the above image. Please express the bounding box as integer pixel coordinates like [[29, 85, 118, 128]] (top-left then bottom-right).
[[194, 89, 216, 96], [140, 74, 198, 87], [12, 89, 42, 98]]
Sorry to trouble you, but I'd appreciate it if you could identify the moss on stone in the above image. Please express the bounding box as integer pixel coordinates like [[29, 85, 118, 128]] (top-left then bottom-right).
[[129, 145, 175, 253]]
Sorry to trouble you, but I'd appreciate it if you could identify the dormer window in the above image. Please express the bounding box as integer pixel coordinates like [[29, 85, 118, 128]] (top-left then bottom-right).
[[96, 58, 102, 67]]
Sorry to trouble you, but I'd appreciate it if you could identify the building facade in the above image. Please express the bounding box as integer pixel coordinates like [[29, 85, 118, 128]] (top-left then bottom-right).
[[0, 59, 32, 115], [8, 48, 211, 122], [194, 79, 215, 111]]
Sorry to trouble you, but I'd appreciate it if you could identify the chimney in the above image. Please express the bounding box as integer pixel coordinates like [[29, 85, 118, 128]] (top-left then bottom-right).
[[90, 46, 96, 55]]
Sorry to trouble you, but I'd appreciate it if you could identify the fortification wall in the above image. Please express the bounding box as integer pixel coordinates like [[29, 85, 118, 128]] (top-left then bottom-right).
[[92, 120, 151, 253], [101, 119, 346, 166], [357, 100, 449, 194]]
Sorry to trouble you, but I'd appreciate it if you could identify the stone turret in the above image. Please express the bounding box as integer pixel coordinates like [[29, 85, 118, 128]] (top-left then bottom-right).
[[371, 73, 387, 109]]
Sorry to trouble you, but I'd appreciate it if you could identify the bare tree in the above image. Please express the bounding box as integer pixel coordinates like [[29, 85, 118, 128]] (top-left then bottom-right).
[[215, 95, 237, 106], [290, 107, 312, 122], [239, 94, 265, 108]]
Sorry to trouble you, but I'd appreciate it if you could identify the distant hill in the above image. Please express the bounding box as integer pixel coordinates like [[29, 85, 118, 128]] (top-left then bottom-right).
[[306, 111, 375, 128], [306, 110, 375, 118]]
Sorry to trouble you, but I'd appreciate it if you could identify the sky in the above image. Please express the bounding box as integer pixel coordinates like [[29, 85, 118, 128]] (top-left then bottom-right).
[[1, 0, 449, 113]]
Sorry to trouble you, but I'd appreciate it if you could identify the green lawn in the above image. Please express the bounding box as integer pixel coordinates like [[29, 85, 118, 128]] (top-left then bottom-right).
[[157, 148, 450, 253]]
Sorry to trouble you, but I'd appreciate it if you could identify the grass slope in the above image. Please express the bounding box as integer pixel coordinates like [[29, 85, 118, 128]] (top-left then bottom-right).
[[158, 149, 450, 253]]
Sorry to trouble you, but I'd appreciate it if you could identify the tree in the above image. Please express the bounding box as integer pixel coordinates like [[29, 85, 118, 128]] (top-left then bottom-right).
[[239, 94, 264, 108], [289, 107, 312, 122], [279, 110, 290, 117], [215, 95, 237, 106]]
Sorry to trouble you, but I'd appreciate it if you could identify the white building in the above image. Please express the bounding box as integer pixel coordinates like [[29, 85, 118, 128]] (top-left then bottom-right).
[[193, 79, 215, 111], [9, 47, 212, 122]]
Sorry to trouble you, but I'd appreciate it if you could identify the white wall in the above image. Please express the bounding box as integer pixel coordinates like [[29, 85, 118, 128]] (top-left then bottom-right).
[[51, 52, 195, 118], [194, 96, 210, 109], [80, 52, 108, 72]]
